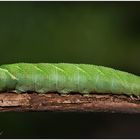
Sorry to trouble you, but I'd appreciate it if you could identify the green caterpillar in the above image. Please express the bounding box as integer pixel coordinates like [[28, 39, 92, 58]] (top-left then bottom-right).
[[0, 63, 139, 96]]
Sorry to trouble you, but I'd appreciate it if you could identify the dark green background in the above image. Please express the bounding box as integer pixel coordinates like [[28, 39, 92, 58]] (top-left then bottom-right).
[[0, 2, 140, 138]]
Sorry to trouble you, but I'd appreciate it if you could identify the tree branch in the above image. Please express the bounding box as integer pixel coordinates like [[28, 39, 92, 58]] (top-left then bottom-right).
[[0, 93, 140, 113]]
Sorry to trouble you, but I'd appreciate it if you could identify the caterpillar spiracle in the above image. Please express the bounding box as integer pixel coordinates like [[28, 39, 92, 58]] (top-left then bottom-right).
[[0, 63, 139, 96]]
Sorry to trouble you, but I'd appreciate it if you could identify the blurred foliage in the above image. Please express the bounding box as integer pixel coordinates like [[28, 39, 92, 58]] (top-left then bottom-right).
[[0, 2, 140, 138]]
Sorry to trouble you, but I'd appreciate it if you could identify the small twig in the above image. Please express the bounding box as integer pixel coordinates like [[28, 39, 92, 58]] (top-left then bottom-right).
[[0, 93, 140, 113]]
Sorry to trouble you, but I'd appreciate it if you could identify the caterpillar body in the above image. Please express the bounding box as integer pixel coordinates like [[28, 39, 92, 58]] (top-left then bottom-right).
[[0, 63, 139, 96]]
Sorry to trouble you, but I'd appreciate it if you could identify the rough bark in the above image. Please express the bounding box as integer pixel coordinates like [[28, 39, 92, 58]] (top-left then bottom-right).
[[0, 93, 140, 113]]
